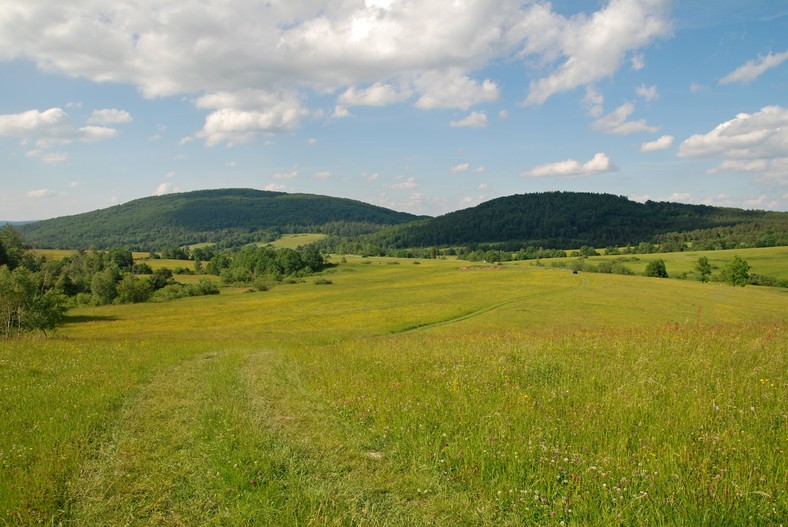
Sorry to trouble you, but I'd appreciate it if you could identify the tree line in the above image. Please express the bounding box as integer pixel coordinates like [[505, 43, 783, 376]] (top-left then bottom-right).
[[1, 225, 326, 337]]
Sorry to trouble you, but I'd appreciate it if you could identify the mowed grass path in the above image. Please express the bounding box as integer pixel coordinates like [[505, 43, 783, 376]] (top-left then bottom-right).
[[1, 258, 785, 525]]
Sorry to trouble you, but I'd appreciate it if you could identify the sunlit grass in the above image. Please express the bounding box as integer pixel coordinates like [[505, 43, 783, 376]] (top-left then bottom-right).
[[547, 246, 788, 280], [1, 258, 785, 525], [31, 249, 77, 260], [268, 233, 327, 249]]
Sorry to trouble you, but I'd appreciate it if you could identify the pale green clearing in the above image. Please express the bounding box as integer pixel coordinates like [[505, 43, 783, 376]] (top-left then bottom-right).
[[31, 249, 78, 260], [1, 257, 785, 526], [135, 257, 194, 271], [268, 233, 327, 249]]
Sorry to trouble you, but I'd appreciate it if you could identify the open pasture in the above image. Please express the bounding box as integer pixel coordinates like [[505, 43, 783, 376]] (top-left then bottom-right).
[[31, 249, 77, 260], [1, 258, 785, 526], [268, 233, 328, 249], [550, 246, 788, 280]]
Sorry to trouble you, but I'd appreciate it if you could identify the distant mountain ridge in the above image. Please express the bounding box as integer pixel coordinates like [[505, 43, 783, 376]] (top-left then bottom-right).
[[375, 192, 788, 249], [17, 189, 788, 251], [18, 188, 424, 250]]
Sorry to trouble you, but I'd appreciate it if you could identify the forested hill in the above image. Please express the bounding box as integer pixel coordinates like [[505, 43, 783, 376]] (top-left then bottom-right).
[[375, 192, 788, 249], [18, 188, 424, 250]]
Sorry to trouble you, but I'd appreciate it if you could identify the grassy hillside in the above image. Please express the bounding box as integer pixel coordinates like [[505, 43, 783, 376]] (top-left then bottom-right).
[[2, 258, 785, 525], [378, 191, 788, 248], [18, 189, 423, 250]]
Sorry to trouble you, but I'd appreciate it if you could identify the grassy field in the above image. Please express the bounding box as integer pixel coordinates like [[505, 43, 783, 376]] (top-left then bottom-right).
[[1, 257, 785, 525], [31, 249, 78, 260], [268, 233, 327, 249], [550, 246, 788, 280]]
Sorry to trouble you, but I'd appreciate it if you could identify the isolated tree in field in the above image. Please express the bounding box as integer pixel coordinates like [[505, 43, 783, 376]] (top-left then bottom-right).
[[695, 256, 712, 283], [644, 259, 668, 278], [721, 255, 750, 287]]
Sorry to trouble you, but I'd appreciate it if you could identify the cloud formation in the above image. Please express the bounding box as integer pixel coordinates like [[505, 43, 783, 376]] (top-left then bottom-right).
[[413, 69, 499, 110], [26, 188, 55, 198], [640, 135, 674, 152], [0, 0, 672, 145], [636, 84, 658, 101], [522, 152, 615, 178], [194, 90, 309, 146], [154, 182, 179, 196], [88, 108, 132, 125], [592, 102, 658, 135], [720, 50, 788, 84], [449, 163, 470, 174], [520, 0, 672, 104], [338, 83, 412, 107], [385, 177, 418, 190], [450, 112, 487, 128], [0, 108, 118, 162], [678, 105, 788, 184]]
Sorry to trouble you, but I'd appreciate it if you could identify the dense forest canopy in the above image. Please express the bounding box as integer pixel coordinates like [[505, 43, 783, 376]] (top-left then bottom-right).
[[376, 192, 787, 249], [15, 189, 788, 252], [17, 188, 425, 250]]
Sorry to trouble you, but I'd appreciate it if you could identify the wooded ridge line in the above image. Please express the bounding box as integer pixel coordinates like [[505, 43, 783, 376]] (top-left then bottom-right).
[[15, 188, 788, 251]]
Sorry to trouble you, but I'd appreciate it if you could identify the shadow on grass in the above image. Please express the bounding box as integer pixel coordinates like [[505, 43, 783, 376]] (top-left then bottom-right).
[[63, 314, 118, 324]]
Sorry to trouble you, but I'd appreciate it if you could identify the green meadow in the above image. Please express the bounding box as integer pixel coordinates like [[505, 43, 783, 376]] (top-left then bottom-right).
[[1, 257, 785, 526], [554, 246, 788, 280], [269, 233, 328, 249]]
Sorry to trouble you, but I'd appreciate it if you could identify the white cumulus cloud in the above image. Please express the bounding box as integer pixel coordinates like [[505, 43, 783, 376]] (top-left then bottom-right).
[[385, 176, 418, 190], [0, 108, 118, 160], [593, 102, 658, 135], [449, 163, 470, 174], [413, 69, 499, 110], [522, 152, 615, 178], [584, 86, 604, 117], [678, 105, 788, 184], [26, 149, 70, 165], [338, 82, 412, 107], [636, 84, 658, 101], [519, 0, 672, 105], [0, 0, 673, 141], [26, 188, 54, 198], [720, 50, 788, 85], [154, 182, 179, 196], [195, 90, 309, 146], [450, 111, 487, 128], [640, 135, 674, 152], [88, 108, 132, 125]]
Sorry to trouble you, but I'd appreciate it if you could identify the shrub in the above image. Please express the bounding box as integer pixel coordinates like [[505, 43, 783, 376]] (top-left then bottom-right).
[[644, 259, 668, 278]]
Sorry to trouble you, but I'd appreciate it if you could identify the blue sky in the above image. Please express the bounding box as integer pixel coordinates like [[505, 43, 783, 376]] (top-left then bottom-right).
[[1, 0, 786, 221]]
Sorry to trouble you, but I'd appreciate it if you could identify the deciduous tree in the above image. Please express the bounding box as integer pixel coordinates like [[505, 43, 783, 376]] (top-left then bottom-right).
[[695, 256, 712, 283], [721, 256, 750, 287]]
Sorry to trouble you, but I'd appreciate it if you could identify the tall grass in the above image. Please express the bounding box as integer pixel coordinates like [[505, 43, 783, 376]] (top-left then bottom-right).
[[290, 322, 785, 525], [1, 258, 785, 525]]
